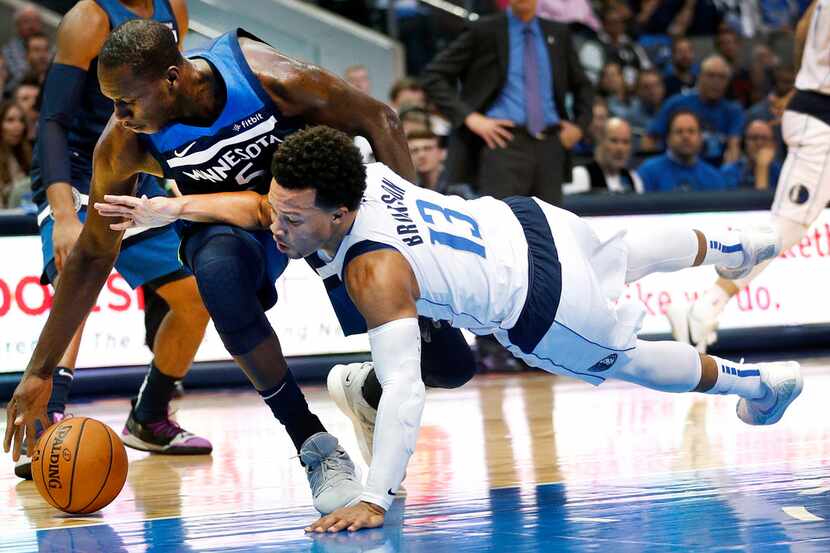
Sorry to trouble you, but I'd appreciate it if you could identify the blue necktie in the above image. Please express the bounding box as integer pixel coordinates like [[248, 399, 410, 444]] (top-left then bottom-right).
[[523, 27, 545, 136]]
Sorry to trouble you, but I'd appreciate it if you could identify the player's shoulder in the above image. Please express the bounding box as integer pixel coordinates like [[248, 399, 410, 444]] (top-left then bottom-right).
[[56, 0, 109, 57]]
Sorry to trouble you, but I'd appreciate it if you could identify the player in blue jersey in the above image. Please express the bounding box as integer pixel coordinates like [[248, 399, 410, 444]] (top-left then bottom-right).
[[5, 19, 476, 514], [13, 0, 212, 482], [101, 126, 804, 531]]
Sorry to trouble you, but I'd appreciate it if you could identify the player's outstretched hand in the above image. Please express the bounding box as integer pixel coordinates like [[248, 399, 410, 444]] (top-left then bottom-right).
[[94, 194, 182, 231], [305, 501, 385, 533], [3, 374, 52, 461]]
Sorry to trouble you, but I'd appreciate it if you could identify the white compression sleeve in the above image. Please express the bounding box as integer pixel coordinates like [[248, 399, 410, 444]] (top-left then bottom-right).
[[360, 318, 425, 511]]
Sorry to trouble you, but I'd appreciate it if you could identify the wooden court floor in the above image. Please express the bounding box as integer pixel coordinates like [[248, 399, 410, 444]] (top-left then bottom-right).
[[2, 359, 830, 552]]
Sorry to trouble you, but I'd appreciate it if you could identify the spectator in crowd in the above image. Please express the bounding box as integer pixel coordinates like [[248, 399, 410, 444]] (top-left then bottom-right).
[[389, 76, 427, 112], [747, 64, 794, 155], [566, 117, 643, 194], [714, 26, 754, 107], [344, 64, 372, 96], [407, 129, 445, 190], [633, 0, 723, 38], [626, 68, 665, 147], [645, 55, 744, 165], [536, 0, 601, 33], [22, 32, 50, 86], [0, 55, 9, 99], [12, 75, 40, 143], [663, 37, 698, 97], [597, 3, 651, 90], [422, 0, 593, 205], [572, 96, 608, 161], [639, 110, 727, 192], [1, 4, 43, 86], [720, 119, 781, 190], [597, 62, 630, 117], [0, 101, 31, 208], [399, 105, 431, 135]]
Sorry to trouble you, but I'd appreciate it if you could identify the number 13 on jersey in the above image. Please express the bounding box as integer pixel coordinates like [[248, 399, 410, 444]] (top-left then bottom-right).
[[416, 199, 487, 258]]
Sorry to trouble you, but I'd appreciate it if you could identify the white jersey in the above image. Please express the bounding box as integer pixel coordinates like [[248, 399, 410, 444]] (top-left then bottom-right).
[[796, 0, 830, 94], [314, 163, 529, 334]]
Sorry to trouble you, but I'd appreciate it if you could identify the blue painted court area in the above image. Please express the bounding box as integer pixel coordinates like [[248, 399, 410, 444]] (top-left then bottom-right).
[[9, 461, 829, 552]]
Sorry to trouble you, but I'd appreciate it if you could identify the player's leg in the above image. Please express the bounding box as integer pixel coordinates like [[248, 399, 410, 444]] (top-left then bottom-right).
[[669, 110, 830, 351], [612, 340, 802, 426], [328, 318, 475, 468], [183, 224, 361, 513], [623, 226, 780, 284], [119, 270, 213, 455]]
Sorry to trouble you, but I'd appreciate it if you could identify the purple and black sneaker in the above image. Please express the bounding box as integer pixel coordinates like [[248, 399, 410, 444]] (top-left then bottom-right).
[[121, 399, 212, 455]]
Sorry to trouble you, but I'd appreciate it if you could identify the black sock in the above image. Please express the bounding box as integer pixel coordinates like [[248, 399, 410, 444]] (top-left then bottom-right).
[[361, 369, 382, 410], [258, 370, 326, 452], [133, 362, 178, 423], [47, 367, 74, 415]]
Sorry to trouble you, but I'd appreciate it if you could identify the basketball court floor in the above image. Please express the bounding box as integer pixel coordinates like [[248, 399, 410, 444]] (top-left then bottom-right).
[[2, 356, 830, 552]]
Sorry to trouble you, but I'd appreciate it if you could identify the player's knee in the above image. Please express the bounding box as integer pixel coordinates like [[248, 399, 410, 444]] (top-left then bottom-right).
[[420, 322, 476, 389], [771, 216, 809, 251], [158, 277, 210, 328]]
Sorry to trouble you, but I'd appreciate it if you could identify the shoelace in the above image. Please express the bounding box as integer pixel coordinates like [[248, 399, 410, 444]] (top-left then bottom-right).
[[145, 417, 185, 439]]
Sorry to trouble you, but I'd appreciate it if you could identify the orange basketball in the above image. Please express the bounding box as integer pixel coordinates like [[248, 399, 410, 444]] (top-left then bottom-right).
[[31, 416, 128, 514]]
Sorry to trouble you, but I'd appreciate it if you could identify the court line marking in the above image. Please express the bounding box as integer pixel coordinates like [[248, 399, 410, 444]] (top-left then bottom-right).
[[799, 486, 830, 495], [782, 506, 824, 521], [566, 517, 618, 523]]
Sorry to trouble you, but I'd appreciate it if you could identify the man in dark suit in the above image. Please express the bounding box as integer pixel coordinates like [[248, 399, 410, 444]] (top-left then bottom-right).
[[421, 0, 593, 205]]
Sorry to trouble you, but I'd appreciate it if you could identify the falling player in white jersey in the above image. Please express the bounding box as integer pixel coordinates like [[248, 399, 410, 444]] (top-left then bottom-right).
[[95, 126, 804, 533], [666, 0, 830, 351]]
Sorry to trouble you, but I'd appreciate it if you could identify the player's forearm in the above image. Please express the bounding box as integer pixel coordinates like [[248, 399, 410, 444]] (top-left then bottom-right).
[[360, 318, 425, 511], [176, 191, 268, 229], [45, 182, 79, 220], [364, 106, 416, 182], [26, 244, 116, 379]]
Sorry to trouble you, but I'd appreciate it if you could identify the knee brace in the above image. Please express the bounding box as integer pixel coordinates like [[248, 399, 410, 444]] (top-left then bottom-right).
[[420, 319, 476, 389]]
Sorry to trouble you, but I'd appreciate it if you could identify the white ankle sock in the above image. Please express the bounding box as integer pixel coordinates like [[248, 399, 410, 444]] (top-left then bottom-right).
[[701, 230, 744, 268], [708, 356, 766, 399]]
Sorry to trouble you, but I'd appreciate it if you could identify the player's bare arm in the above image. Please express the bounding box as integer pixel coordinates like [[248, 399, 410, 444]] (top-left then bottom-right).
[[306, 249, 423, 533], [242, 39, 416, 181], [3, 123, 160, 460]]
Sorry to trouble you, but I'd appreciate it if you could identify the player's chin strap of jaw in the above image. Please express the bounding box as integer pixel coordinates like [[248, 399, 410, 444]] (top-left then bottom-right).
[[361, 317, 425, 511]]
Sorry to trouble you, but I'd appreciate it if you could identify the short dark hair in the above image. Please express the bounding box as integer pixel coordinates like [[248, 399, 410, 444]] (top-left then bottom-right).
[[667, 109, 701, 133], [271, 126, 366, 211], [389, 77, 424, 103], [99, 19, 182, 80], [406, 129, 438, 142]]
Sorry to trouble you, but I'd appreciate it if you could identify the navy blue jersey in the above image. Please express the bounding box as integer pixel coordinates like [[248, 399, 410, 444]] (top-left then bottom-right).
[[31, 0, 179, 193], [141, 30, 303, 196], [32, 0, 179, 177]]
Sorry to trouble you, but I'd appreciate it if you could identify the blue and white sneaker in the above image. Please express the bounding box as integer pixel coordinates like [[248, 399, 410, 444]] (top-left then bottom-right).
[[300, 432, 363, 514], [716, 225, 781, 281], [736, 361, 803, 426]]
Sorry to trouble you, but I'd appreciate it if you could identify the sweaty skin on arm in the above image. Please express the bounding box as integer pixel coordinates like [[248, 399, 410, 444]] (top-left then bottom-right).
[[306, 249, 424, 533], [4, 122, 163, 459], [241, 39, 416, 181]]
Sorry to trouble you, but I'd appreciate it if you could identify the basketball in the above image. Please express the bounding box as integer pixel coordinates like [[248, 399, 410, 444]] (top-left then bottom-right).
[[31, 417, 128, 514]]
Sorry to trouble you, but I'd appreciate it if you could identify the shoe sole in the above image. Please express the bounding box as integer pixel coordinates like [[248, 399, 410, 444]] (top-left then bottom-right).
[[327, 365, 374, 465], [14, 457, 32, 480], [121, 432, 212, 455]]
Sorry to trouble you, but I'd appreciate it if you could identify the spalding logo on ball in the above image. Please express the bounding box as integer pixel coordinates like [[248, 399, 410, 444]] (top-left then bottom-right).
[[31, 417, 128, 514]]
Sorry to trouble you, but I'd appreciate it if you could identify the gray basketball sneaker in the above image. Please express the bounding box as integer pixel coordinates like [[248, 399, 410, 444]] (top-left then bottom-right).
[[299, 432, 363, 514]]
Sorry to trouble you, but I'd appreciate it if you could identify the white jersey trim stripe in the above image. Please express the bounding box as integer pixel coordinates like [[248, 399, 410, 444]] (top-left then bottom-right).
[[167, 116, 278, 168]]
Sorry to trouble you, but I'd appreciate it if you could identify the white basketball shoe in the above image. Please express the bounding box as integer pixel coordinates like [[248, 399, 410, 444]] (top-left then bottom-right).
[[715, 225, 781, 280], [736, 361, 803, 426], [666, 301, 719, 353]]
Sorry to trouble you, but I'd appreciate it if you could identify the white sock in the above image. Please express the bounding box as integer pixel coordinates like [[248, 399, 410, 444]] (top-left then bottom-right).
[[701, 229, 744, 268], [708, 356, 767, 400]]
